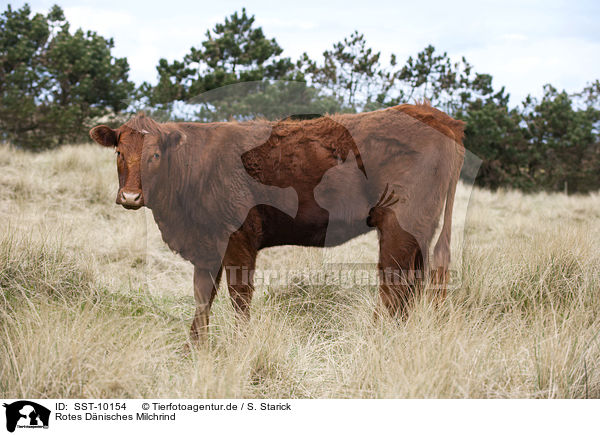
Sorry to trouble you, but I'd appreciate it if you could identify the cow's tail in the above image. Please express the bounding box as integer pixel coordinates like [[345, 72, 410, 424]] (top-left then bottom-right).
[[430, 139, 464, 298]]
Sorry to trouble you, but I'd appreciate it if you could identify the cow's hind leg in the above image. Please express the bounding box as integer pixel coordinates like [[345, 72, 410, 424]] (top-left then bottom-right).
[[224, 229, 258, 320], [429, 213, 453, 306], [376, 223, 424, 319], [189, 266, 222, 345]]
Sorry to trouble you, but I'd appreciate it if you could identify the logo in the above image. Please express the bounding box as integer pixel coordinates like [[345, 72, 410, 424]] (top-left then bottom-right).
[[3, 401, 50, 433]]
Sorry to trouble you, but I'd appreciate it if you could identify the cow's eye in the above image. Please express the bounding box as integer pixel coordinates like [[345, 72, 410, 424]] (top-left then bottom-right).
[[153, 153, 160, 159]]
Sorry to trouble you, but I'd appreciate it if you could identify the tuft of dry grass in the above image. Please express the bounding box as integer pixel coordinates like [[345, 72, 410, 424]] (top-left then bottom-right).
[[1, 143, 599, 398]]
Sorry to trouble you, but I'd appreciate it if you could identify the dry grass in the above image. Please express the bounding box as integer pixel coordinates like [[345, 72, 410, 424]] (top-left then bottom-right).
[[1, 143, 599, 398]]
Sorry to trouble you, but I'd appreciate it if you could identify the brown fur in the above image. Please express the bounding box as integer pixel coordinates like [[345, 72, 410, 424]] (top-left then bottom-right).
[[90, 103, 465, 344], [395, 101, 465, 143]]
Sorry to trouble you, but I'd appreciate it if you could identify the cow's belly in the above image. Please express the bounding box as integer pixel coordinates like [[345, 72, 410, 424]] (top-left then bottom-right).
[[321, 218, 372, 247], [256, 204, 371, 249]]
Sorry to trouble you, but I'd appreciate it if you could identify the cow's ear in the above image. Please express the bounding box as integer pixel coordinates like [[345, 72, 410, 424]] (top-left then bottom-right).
[[90, 125, 118, 147], [159, 130, 183, 152]]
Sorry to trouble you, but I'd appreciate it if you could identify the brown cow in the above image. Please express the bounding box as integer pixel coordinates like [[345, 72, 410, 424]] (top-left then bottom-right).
[[90, 102, 464, 344]]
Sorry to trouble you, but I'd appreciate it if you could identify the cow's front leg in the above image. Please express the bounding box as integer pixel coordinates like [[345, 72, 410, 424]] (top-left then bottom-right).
[[224, 229, 258, 320], [189, 266, 222, 344]]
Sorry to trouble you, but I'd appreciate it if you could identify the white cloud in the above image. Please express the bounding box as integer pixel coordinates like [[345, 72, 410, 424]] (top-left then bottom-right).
[[500, 34, 528, 42], [257, 17, 317, 31], [63, 6, 134, 35]]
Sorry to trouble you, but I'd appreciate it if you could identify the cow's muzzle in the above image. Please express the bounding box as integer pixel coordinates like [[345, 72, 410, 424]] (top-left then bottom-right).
[[117, 190, 144, 209]]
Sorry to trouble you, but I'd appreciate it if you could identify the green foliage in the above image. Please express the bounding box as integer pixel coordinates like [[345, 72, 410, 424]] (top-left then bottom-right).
[[383, 45, 495, 113], [193, 7, 292, 86], [457, 84, 600, 192], [138, 8, 331, 121], [456, 88, 532, 190], [192, 80, 343, 122], [1, 4, 598, 192], [522, 85, 599, 192], [141, 9, 297, 107], [0, 3, 133, 149], [0, 4, 54, 147], [297, 31, 388, 112], [44, 26, 133, 144]]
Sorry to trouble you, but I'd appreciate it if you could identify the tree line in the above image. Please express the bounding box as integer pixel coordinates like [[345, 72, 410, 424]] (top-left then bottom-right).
[[1, 4, 598, 192]]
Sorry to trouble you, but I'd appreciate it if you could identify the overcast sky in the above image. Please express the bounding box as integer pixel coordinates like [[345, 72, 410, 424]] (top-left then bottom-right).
[[15, 0, 600, 106]]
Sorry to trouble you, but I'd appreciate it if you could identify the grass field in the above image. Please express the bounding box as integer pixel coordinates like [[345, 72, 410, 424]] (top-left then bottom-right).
[[1, 143, 599, 398]]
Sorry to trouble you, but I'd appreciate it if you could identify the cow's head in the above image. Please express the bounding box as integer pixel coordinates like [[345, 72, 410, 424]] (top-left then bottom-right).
[[90, 124, 145, 209], [138, 128, 184, 209]]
